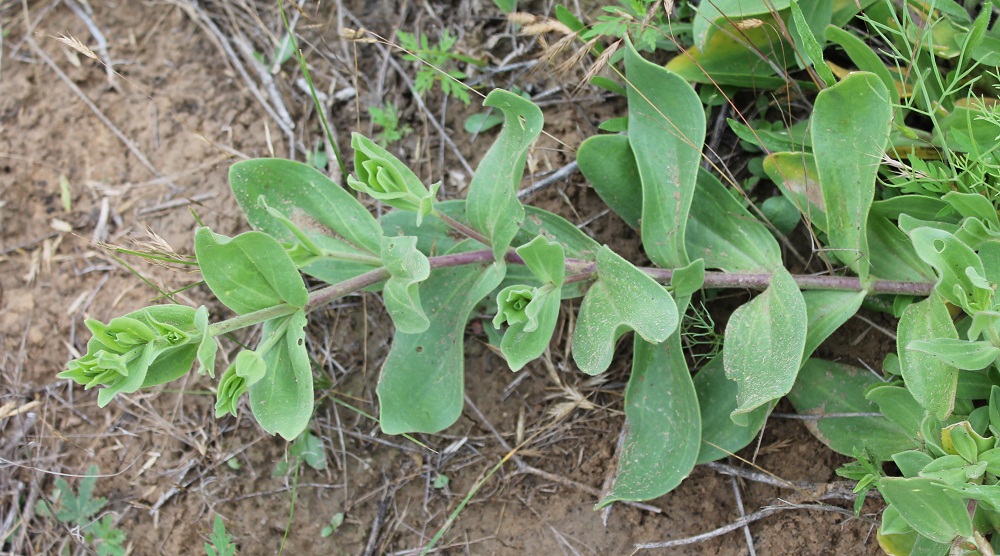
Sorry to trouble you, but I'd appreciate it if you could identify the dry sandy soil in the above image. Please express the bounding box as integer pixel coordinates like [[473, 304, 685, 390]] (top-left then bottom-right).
[[1, 1, 889, 554]]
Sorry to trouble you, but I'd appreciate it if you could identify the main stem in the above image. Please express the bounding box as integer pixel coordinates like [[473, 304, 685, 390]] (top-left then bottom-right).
[[207, 249, 934, 337]]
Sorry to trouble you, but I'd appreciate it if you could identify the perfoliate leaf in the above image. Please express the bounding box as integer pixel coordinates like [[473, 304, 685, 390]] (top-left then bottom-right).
[[380, 235, 431, 334], [378, 245, 504, 434], [897, 294, 959, 420], [599, 335, 700, 506], [194, 227, 308, 315], [572, 246, 679, 375], [249, 311, 314, 440], [466, 89, 544, 263], [625, 39, 703, 269], [812, 72, 892, 283], [878, 477, 973, 544], [909, 227, 992, 314], [723, 268, 807, 423]]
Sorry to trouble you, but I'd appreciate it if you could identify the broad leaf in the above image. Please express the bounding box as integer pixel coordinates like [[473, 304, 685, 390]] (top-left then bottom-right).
[[626, 39, 703, 269], [762, 152, 826, 230], [878, 477, 974, 544], [812, 72, 892, 282], [802, 290, 865, 359], [572, 246, 679, 375], [693, 0, 792, 50], [694, 356, 769, 464], [576, 134, 641, 228], [380, 236, 431, 334], [229, 158, 382, 284], [466, 89, 544, 263], [686, 169, 780, 272], [599, 335, 700, 506], [723, 268, 807, 423], [667, 18, 793, 88], [907, 338, 1000, 371], [378, 245, 504, 434], [249, 311, 314, 440], [909, 227, 993, 314], [867, 385, 925, 440], [898, 294, 959, 420], [788, 359, 918, 461], [194, 228, 308, 315]]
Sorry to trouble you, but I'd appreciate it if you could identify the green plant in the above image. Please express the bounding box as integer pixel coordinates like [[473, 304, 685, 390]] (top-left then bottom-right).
[[59, 1, 1000, 553], [205, 515, 236, 556], [397, 30, 482, 105], [367, 102, 413, 147], [36, 466, 126, 556]]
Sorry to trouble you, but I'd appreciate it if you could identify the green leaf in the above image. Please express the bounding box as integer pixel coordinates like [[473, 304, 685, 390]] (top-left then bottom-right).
[[625, 39, 703, 269], [54, 465, 106, 524], [788, 359, 918, 460], [762, 152, 826, 230], [694, 355, 769, 464], [823, 26, 896, 102], [867, 216, 936, 282], [249, 311, 314, 440], [378, 246, 504, 434], [463, 112, 504, 134], [466, 89, 544, 263], [907, 338, 1000, 371], [598, 335, 700, 506], [867, 385, 925, 440], [788, 0, 835, 86], [572, 246, 679, 375], [878, 477, 973, 544], [802, 290, 865, 360], [666, 19, 792, 88], [206, 515, 236, 556], [494, 237, 565, 371], [693, 0, 791, 49], [898, 294, 960, 420], [291, 431, 327, 471], [893, 451, 934, 478], [380, 235, 431, 334], [909, 227, 993, 314], [723, 268, 807, 422], [686, 169, 780, 272], [576, 134, 641, 228], [229, 158, 383, 283], [194, 306, 218, 378], [760, 195, 801, 235], [811, 72, 892, 282], [348, 133, 440, 224], [194, 227, 308, 315]]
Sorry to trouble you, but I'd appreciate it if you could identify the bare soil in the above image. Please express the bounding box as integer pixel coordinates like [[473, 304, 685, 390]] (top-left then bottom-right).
[[1, 1, 887, 555]]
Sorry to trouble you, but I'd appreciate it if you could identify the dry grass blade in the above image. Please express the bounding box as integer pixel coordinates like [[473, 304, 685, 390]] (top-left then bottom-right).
[[50, 33, 97, 60]]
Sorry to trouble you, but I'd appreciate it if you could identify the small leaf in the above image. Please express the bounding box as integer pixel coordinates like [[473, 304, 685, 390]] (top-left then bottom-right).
[[907, 338, 1000, 371], [909, 227, 992, 314], [599, 335, 700, 506], [788, 0, 835, 86], [194, 228, 308, 315], [572, 246, 678, 375], [878, 477, 973, 544], [348, 134, 440, 224], [249, 311, 314, 440], [381, 236, 431, 334], [194, 306, 218, 378], [724, 268, 807, 422]]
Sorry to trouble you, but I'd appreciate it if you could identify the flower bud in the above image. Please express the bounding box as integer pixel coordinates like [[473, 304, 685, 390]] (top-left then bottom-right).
[[347, 133, 439, 225]]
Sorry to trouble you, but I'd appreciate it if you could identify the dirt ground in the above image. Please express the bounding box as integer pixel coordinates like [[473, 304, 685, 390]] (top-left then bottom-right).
[[1, 1, 888, 554]]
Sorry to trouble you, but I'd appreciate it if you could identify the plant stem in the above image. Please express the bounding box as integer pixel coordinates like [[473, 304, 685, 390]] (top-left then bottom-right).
[[207, 249, 936, 337], [434, 211, 492, 246]]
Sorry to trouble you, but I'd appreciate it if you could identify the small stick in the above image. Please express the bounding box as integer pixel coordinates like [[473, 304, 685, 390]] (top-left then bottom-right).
[[730, 476, 757, 556], [517, 161, 580, 200]]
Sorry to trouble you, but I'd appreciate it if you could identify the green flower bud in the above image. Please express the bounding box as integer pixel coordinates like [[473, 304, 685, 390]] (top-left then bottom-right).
[[215, 350, 267, 418], [347, 133, 439, 225], [493, 285, 540, 330]]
